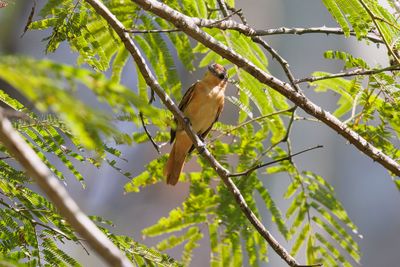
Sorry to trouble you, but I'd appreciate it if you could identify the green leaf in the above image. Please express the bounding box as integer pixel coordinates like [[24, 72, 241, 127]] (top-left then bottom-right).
[[111, 46, 129, 83], [291, 223, 310, 256], [313, 216, 360, 263], [42, 238, 82, 266], [256, 182, 289, 239], [142, 208, 207, 237], [306, 234, 317, 265], [321, 0, 351, 35], [181, 227, 203, 266], [315, 233, 353, 266], [311, 72, 360, 118]]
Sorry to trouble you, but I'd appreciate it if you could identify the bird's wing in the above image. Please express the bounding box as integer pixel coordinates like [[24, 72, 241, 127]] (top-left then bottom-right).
[[179, 81, 198, 111], [187, 103, 223, 154], [170, 82, 198, 144], [201, 103, 223, 139]]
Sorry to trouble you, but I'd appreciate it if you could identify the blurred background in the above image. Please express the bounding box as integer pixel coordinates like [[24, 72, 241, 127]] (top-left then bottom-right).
[[1, 0, 399, 266]]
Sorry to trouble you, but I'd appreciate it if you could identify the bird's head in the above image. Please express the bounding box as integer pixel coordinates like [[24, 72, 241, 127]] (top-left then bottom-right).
[[208, 63, 228, 81]]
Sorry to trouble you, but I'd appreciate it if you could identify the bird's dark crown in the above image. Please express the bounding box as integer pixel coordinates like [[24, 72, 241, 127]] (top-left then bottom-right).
[[208, 63, 227, 81]]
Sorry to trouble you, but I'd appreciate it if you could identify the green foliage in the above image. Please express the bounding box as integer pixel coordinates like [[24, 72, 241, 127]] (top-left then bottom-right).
[[30, 0, 192, 99], [321, 0, 370, 38], [321, 0, 400, 56], [284, 172, 361, 266], [310, 50, 400, 186], [0, 56, 168, 150], [0, 174, 178, 266], [98, 226, 182, 267], [0, 87, 178, 266], [3, 0, 400, 266]]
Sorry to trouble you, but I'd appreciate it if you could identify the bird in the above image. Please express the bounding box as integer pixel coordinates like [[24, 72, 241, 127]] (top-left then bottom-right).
[[164, 63, 228, 185]]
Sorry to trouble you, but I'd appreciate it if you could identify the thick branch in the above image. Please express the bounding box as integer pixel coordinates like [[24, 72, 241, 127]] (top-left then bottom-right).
[[126, 8, 241, 34], [0, 110, 133, 267], [132, 0, 400, 177], [84, 0, 303, 266]]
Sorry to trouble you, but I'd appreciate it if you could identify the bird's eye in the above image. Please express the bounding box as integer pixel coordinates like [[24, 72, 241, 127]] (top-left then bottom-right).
[[218, 73, 226, 80]]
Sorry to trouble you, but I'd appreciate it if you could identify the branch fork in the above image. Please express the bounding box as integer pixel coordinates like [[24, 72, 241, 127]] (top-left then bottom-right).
[[131, 0, 400, 178], [84, 0, 307, 266]]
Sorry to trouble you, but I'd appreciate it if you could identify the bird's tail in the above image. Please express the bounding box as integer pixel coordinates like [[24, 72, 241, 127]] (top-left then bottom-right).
[[164, 133, 191, 185]]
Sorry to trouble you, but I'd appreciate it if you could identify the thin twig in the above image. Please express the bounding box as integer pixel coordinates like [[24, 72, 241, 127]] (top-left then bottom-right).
[[252, 36, 302, 92], [126, 24, 383, 43], [211, 107, 295, 142], [21, 0, 36, 37], [216, 0, 229, 17], [226, 3, 248, 25], [282, 107, 296, 143], [85, 1, 303, 266], [224, 5, 302, 92], [373, 15, 400, 31], [229, 145, 323, 177], [297, 264, 323, 267], [254, 27, 383, 43], [284, 114, 314, 225], [127, 10, 383, 44], [0, 108, 133, 267], [125, 28, 180, 33], [205, 8, 242, 26], [296, 65, 400, 83], [253, 107, 297, 162], [139, 112, 161, 154], [294, 116, 320, 123], [131, 0, 400, 177]]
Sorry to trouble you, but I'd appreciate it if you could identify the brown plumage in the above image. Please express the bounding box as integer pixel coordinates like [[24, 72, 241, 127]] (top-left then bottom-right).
[[164, 63, 228, 185]]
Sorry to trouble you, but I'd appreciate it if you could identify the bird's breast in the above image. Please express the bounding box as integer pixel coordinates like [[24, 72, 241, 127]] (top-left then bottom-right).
[[183, 85, 225, 134]]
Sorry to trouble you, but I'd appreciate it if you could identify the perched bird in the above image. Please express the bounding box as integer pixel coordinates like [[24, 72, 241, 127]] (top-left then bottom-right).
[[164, 63, 228, 185]]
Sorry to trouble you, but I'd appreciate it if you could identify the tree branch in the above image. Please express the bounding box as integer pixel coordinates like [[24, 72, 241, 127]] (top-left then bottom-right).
[[126, 16, 383, 44], [210, 107, 295, 142], [229, 145, 323, 177], [252, 36, 301, 91], [139, 112, 161, 154], [132, 0, 400, 177], [296, 65, 400, 83], [0, 109, 133, 267], [220, 4, 302, 93], [84, 1, 307, 266], [254, 26, 383, 43], [125, 8, 241, 33]]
